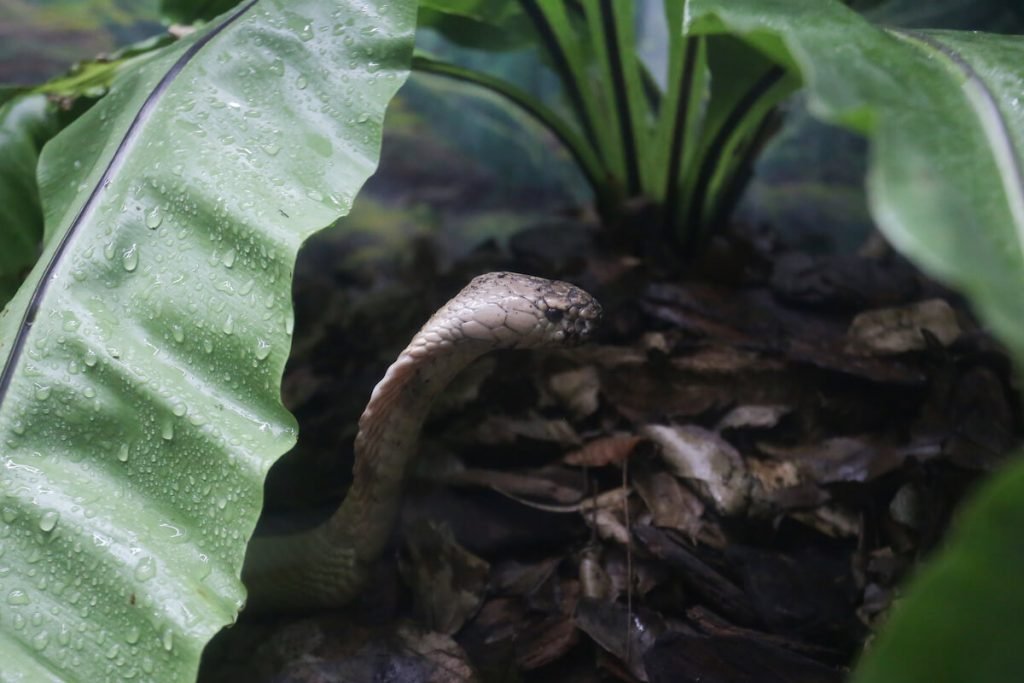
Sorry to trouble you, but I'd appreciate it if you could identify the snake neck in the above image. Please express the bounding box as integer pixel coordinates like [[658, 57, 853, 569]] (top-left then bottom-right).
[[328, 335, 485, 566], [243, 273, 600, 611], [242, 333, 486, 611]]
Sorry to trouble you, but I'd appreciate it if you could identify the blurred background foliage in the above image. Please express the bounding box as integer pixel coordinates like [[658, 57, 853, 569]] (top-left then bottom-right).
[[2, 0, 1022, 261], [0, 0, 162, 85]]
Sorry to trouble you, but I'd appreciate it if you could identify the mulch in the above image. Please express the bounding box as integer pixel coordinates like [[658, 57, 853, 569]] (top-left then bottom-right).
[[201, 219, 1020, 682]]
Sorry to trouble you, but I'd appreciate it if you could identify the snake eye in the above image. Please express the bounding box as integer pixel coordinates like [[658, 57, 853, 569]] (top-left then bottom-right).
[[545, 309, 564, 323]]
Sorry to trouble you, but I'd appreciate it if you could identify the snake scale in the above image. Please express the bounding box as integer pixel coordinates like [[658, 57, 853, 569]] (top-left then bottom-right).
[[242, 272, 602, 611]]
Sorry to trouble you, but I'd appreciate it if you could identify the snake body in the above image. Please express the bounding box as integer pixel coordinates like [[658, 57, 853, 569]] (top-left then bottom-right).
[[243, 272, 601, 611]]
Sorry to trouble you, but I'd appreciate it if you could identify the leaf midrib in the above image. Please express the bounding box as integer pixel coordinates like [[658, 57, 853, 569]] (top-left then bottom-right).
[[891, 28, 1024, 267], [0, 0, 260, 405]]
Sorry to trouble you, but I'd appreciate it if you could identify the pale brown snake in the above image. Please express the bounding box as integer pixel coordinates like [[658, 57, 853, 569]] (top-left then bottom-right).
[[242, 272, 602, 610]]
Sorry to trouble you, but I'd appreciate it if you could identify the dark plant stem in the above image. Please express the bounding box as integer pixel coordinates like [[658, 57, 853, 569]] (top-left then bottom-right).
[[639, 63, 663, 114]]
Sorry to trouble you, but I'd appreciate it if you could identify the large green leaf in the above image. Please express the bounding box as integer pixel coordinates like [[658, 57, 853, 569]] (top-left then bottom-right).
[[0, 1, 414, 680], [687, 1, 1024, 681], [417, 0, 534, 51], [0, 95, 60, 307]]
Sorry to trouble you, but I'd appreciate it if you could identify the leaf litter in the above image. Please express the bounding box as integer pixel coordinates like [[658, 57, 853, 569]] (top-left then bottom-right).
[[201, 186, 1020, 683]]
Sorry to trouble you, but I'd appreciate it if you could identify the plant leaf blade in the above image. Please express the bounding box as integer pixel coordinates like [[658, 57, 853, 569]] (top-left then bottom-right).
[[0, 0, 414, 680], [0, 95, 60, 307]]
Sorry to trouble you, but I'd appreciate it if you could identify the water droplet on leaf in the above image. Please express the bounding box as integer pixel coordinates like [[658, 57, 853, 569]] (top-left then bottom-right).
[[162, 627, 174, 652], [31, 630, 49, 651], [39, 511, 59, 532], [134, 557, 156, 582], [122, 244, 139, 272], [7, 589, 30, 605]]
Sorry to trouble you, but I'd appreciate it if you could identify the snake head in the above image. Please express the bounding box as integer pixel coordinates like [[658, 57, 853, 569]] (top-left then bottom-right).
[[454, 272, 602, 349]]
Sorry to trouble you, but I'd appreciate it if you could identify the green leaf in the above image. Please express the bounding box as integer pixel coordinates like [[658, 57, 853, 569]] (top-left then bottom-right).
[[0, 95, 61, 307], [412, 53, 606, 197], [692, 49, 794, 236], [677, 35, 796, 245], [852, 453, 1024, 682], [649, 8, 706, 222], [417, 0, 534, 51], [521, 1, 620, 183], [583, 1, 648, 195], [0, 0, 414, 680], [0, 88, 25, 108]]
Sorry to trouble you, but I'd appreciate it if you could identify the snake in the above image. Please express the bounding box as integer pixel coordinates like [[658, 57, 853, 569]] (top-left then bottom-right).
[[242, 272, 602, 611]]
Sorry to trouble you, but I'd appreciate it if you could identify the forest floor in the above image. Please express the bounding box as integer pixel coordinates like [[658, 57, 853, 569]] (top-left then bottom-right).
[[200, 99, 1021, 682], [201, 216, 1018, 683]]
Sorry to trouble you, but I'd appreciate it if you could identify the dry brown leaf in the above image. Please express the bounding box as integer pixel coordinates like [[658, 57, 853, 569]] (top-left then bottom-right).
[[565, 434, 643, 467], [745, 458, 828, 513], [788, 504, 862, 539], [547, 365, 601, 418], [642, 424, 751, 515], [579, 546, 615, 600], [758, 436, 916, 484], [489, 557, 561, 598], [400, 521, 490, 636], [515, 616, 580, 671], [671, 346, 784, 373], [446, 466, 586, 505], [602, 365, 726, 422], [473, 413, 581, 447], [587, 507, 631, 545], [632, 467, 705, 539], [574, 597, 666, 682], [847, 298, 961, 355], [397, 625, 480, 683], [716, 404, 790, 431]]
